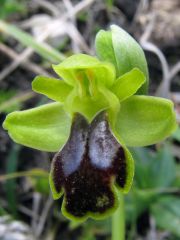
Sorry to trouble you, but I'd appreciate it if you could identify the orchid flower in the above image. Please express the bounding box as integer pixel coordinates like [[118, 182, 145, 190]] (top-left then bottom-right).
[[3, 25, 177, 221]]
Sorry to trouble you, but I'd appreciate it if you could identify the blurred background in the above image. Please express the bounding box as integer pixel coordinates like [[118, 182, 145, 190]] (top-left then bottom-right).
[[0, 0, 180, 239]]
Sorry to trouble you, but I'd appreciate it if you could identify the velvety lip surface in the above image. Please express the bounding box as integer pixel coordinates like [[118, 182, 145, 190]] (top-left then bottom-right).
[[51, 111, 126, 218]]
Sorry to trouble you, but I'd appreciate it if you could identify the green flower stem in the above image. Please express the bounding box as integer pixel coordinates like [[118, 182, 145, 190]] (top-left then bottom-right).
[[112, 192, 125, 240]]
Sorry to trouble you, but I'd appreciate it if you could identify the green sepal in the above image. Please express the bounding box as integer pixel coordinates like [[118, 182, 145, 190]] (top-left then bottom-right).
[[53, 54, 116, 91], [3, 102, 71, 152], [115, 95, 177, 147], [111, 68, 145, 102], [32, 76, 72, 102], [95, 25, 149, 94]]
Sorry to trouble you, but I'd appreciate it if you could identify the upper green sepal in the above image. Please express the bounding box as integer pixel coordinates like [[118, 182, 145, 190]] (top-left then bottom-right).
[[95, 25, 149, 94]]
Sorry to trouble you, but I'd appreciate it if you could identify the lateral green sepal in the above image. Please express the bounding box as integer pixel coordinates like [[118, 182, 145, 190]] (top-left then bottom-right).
[[115, 95, 177, 147], [3, 102, 71, 152]]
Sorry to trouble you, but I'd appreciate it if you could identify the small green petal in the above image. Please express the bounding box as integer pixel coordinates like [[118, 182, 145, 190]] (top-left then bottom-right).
[[3, 102, 71, 152], [32, 76, 72, 102], [111, 68, 145, 102], [115, 95, 177, 147], [52, 54, 116, 90]]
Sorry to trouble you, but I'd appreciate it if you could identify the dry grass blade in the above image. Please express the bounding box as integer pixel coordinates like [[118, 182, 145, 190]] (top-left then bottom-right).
[[140, 12, 180, 99], [35, 195, 54, 238], [0, 0, 96, 82], [140, 16, 170, 98], [169, 61, 180, 81], [0, 169, 48, 182], [32, 0, 60, 16], [0, 91, 36, 113], [0, 21, 65, 62], [31, 193, 41, 236], [0, 43, 52, 77]]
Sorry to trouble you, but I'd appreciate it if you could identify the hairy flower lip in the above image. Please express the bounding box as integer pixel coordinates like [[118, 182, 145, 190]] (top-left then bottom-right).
[[49, 110, 134, 221]]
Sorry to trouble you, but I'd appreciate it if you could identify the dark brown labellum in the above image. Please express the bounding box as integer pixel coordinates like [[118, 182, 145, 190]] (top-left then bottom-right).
[[51, 111, 127, 219]]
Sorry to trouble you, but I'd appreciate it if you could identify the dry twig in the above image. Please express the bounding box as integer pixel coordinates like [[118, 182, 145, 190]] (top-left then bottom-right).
[[0, 0, 96, 82], [0, 43, 52, 78]]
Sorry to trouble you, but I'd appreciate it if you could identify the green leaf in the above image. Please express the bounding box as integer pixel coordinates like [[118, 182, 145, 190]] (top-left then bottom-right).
[[0, 91, 34, 114], [132, 145, 176, 189], [0, 89, 21, 113], [150, 145, 176, 188], [53, 54, 115, 90], [32, 76, 72, 102], [131, 147, 156, 189], [31, 175, 49, 195], [115, 95, 177, 147], [172, 127, 180, 141], [95, 25, 149, 94], [151, 196, 180, 236], [125, 189, 152, 223], [0, 0, 26, 19], [111, 68, 145, 102], [5, 144, 20, 217], [173, 164, 180, 188], [3, 102, 71, 152]]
